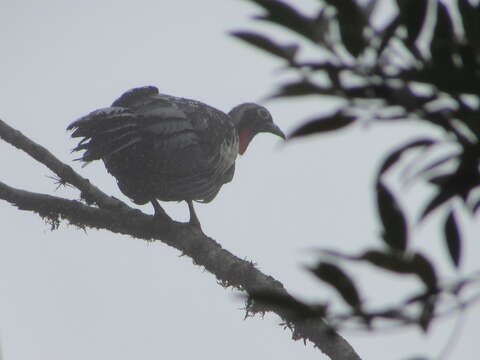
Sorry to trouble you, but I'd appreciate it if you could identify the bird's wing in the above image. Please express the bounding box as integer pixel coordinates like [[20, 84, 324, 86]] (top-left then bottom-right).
[[67, 106, 142, 162], [67, 87, 218, 168], [110, 86, 160, 108]]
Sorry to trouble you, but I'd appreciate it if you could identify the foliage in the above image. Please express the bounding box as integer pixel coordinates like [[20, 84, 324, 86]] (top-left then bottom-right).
[[234, 0, 480, 354]]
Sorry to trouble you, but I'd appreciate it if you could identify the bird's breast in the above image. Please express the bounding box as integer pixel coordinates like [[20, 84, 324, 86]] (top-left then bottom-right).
[[214, 132, 239, 175]]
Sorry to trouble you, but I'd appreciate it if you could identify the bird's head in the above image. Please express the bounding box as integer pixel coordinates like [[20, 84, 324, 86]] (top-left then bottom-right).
[[229, 103, 285, 155]]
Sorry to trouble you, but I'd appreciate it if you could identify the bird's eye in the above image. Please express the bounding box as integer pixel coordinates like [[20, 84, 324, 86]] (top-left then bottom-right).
[[258, 108, 270, 120]]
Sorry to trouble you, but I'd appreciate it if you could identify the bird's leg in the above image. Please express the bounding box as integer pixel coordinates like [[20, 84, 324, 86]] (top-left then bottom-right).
[[150, 199, 169, 219], [187, 200, 201, 227]]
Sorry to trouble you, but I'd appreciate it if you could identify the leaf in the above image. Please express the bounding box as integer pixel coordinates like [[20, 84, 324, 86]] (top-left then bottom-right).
[[430, 2, 455, 69], [378, 138, 436, 177], [458, 0, 480, 55], [427, 174, 451, 187], [376, 181, 408, 252], [377, 17, 401, 56], [432, 2, 455, 42], [396, 0, 429, 53], [361, 250, 438, 291], [444, 211, 462, 268], [412, 153, 458, 180], [269, 81, 333, 100], [325, 0, 366, 56], [310, 262, 361, 308], [361, 250, 412, 273], [289, 112, 355, 138], [231, 31, 298, 62], [411, 253, 438, 292], [418, 298, 436, 332], [420, 189, 455, 221], [248, 0, 320, 43]]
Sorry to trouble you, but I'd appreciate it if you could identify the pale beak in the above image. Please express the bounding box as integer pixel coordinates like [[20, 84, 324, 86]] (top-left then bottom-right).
[[261, 123, 286, 139]]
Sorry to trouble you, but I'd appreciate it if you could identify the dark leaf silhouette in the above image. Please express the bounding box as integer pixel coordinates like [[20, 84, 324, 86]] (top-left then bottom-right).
[[430, 2, 456, 70], [248, 0, 320, 43], [269, 81, 333, 99], [289, 112, 355, 138], [413, 153, 458, 180], [427, 174, 452, 187], [377, 16, 401, 56], [458, 0, 480, 56], [397, 0, 429, 53], [444, 211, 462, 268], [433, 2, 455, 44], [236, 0, 480, 344], [376, 181, 408, 252], [361, 250, 413, 273], [411, 253, 438, 292], [310, 262, 361, 308], [418, 298, 436, 332], [361, 250, 437, 291], [378, 138, 436, 177], [325, 0, 366, 56], [231, 31, 298, 62], [420, 189, 456, 221]]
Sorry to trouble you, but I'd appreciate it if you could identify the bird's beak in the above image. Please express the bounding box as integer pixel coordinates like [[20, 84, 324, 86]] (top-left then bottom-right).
[[261, 123, 286, 140]]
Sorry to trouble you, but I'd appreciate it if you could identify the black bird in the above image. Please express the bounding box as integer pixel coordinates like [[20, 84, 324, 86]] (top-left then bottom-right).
[[68, 86, 285, 226]]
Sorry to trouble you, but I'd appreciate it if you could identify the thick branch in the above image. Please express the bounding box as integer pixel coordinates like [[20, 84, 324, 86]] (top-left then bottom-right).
[[0, 119, 361, 360]]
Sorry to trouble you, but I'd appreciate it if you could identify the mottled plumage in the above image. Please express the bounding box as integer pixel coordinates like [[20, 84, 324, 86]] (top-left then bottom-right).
[[68, 86, 284, 225]]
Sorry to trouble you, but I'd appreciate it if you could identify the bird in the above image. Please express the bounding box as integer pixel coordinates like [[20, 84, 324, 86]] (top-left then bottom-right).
[[67, 86, 285, 226]]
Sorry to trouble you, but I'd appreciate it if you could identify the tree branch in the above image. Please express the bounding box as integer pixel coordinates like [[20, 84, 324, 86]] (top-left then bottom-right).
[[0, 118, 361, 360], [0, 118, 128, 211]]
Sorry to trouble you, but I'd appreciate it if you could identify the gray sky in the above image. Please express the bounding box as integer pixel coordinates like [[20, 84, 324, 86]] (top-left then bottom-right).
[[0, 1, 478, 359]]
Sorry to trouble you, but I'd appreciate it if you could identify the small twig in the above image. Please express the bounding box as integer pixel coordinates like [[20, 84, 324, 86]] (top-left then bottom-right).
[[46, 174, 74, 190], [437, 301, 467, 360]]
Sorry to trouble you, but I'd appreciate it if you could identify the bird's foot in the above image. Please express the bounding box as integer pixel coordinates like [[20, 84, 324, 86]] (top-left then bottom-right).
[[187, 200, 202, 230], [188, 215, 201, 228], [150, 200, 171, 223]]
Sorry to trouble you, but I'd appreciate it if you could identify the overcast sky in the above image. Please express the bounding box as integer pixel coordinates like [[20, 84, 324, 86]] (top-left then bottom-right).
[[1, 1, 478, 359]]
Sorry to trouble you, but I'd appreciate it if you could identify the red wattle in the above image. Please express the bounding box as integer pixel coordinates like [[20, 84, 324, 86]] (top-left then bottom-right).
[[239, 129, 252, 155]]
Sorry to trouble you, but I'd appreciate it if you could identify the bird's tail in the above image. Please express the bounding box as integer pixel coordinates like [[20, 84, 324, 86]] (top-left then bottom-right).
[[67, 107, 142, 162]]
